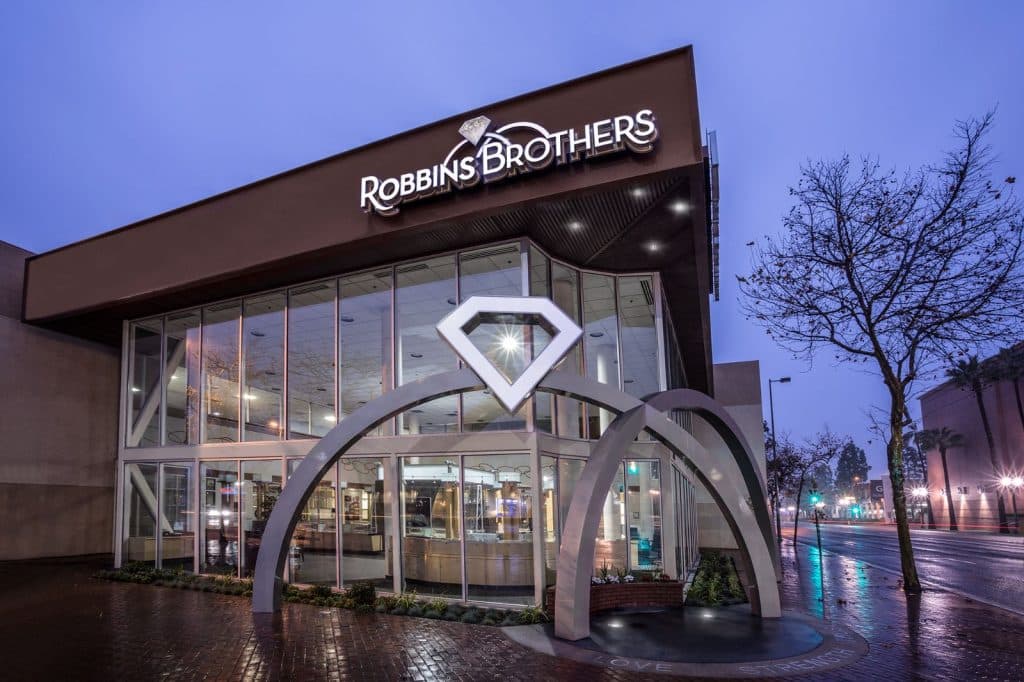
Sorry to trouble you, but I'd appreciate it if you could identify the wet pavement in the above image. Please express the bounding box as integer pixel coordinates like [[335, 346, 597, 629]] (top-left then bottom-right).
[[1, 540, 1023, 680], [792, 522, 1024, 616]]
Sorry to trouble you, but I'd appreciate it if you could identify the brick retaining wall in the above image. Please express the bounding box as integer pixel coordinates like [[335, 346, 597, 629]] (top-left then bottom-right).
[[544, 582, 683, 619]]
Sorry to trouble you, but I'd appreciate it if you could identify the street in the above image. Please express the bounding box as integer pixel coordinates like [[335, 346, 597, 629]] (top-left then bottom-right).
[[793, 522, 1024, 616]]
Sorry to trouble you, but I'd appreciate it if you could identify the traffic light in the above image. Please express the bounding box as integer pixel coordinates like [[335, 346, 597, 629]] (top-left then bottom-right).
[[850, 504, 861, 516], [809, 490, 821, 505]]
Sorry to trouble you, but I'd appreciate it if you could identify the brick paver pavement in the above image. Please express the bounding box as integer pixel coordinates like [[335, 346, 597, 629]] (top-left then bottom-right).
[[0, 539, 1021, 680]]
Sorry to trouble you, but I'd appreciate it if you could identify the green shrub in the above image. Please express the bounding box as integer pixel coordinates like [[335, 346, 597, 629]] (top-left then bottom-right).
[[375, 595, 398, 611], [482, 616, 498, 626], [705, 573, 723, 605], [390, 606, 408, 616], [727, 572, 744, 600], [460, 609, 482, 624], [395, 591, 418, 610], [354, 603, 373, 614], [407, 605, 424, 617], [517, 606, 549, 625], [347, 581, 376, 606], [427, 597, 448, 613], [309, 584, 333, 600]]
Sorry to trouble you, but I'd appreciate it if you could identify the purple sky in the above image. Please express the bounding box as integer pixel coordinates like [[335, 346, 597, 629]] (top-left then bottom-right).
[[2, 2, 1022, 475]]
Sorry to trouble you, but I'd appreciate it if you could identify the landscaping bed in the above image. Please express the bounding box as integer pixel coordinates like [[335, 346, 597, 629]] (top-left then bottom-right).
[[683, 551, 748, 607], [543, 567, 682, 619], [95, 563, 547, 627]]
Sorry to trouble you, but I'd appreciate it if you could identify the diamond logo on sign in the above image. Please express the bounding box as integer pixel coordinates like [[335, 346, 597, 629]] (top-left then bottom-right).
[[457, 115, 492, 146], [436, 296, 583, 413]]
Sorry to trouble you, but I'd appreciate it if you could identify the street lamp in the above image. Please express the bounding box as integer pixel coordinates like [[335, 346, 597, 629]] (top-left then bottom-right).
[[768, 376, 792, 544]]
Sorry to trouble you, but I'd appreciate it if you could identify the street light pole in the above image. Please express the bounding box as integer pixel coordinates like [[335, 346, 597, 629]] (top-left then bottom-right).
[[768, 376, 792, 545]]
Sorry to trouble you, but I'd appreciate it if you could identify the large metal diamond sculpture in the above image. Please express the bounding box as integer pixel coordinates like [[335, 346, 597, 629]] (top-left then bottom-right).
[[436, 296, 582, 413]]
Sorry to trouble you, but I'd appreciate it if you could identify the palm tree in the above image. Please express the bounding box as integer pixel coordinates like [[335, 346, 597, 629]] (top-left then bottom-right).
[[915, 428, 964, 531], [947, 357, 1010, 533], [991, 346, 1024, 436]]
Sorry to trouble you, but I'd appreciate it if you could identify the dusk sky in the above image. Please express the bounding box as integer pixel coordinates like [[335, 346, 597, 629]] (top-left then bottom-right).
[[2, 2, 1022, 475]]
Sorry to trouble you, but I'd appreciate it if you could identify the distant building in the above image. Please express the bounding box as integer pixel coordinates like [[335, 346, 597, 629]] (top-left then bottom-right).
[[919, 346, 1024, 531]]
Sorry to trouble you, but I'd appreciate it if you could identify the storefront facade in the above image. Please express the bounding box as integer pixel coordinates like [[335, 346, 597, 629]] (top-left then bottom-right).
[[19, 46, 741, 609], [118, 240, 700, 607]]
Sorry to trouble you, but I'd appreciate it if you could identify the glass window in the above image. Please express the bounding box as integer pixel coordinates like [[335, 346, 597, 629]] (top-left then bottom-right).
[[242, 293, 285, 441], [618, 276, 660, 399], [551, 263, 584, 438], [200, 460, 238, 575], [529, 248, 553, 433], [340, 458, 392, 590], [595, 465, 627, 575], [122, 463, 158, 564], [340, 270, 393, 435], [127, 319, 162, 447], [287, 459, 337, 586], [164, 311, 201, 445], [583, 273, 619, 438], [396, 257, 458, 434], [459, 245, 527, 432], [202, 302, 241, 443], [288, 281, 336, 439], [240, 460, 283, 577], [401, 456, 461, 597], [160, 462, 195, 571], [626, 460, 662, 572], [540, 455, 558, 586], [464, 453, 534, 604]]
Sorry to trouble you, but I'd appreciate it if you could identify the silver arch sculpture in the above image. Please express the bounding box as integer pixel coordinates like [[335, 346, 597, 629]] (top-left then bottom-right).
[[251, 368, 781, 632]]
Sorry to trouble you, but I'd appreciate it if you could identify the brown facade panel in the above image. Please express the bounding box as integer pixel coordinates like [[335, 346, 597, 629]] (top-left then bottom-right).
[[24, 48, 703, 325]]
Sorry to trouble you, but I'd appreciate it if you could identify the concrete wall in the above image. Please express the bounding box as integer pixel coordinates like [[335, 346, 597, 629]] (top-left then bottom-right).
[[693, 360, 767, 551], [920, 374, 1024, 531], [0, 241, 120, 559]]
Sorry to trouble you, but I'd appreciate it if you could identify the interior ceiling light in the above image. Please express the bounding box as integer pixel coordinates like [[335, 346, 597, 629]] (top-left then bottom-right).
[[324, 414, 337, 422], [646, 241, 662, 252], [668, 199, 690, 215], [630, 187, 648, 199], [568, 220, 583, 231]]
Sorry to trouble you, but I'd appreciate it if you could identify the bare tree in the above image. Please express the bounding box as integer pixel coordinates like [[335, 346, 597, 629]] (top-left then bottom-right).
[[740, 113, 1024, 592], [792, 431, 845, 544]]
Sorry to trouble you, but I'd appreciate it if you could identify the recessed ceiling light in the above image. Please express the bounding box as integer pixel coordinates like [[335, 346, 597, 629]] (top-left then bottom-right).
[[668, 199, 689, 215], [646, 241, 662, 252], [130, 387, 141, 393], [630, 187, 648, 199], [211, 411, 221, 417], [568, 221, 583, 231], [324, 414, 337, 422]]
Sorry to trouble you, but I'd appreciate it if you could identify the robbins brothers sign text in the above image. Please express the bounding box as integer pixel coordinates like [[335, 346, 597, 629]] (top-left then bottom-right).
[[359, 109, 658, 215]]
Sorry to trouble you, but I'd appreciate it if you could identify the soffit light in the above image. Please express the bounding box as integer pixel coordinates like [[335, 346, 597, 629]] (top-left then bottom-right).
[[668, 199, 689, 215]]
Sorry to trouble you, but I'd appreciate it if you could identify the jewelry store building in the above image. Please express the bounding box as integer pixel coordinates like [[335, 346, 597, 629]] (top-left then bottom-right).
[[13, 46, 767, 610]]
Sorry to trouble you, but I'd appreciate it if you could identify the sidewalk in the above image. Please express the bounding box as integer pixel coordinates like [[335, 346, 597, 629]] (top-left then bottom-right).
[[0, 544, 1021, 680]]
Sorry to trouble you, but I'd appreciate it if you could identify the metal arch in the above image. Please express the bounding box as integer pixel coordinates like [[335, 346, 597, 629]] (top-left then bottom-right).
[[645, 389, 781, 578], [253, 368, 781, 631], [252, 367, 484, 612], [551, 398, 782, 640]]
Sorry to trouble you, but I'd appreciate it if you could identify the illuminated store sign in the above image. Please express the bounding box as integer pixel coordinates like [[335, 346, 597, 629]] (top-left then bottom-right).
[[359, 109, 658, 215]]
